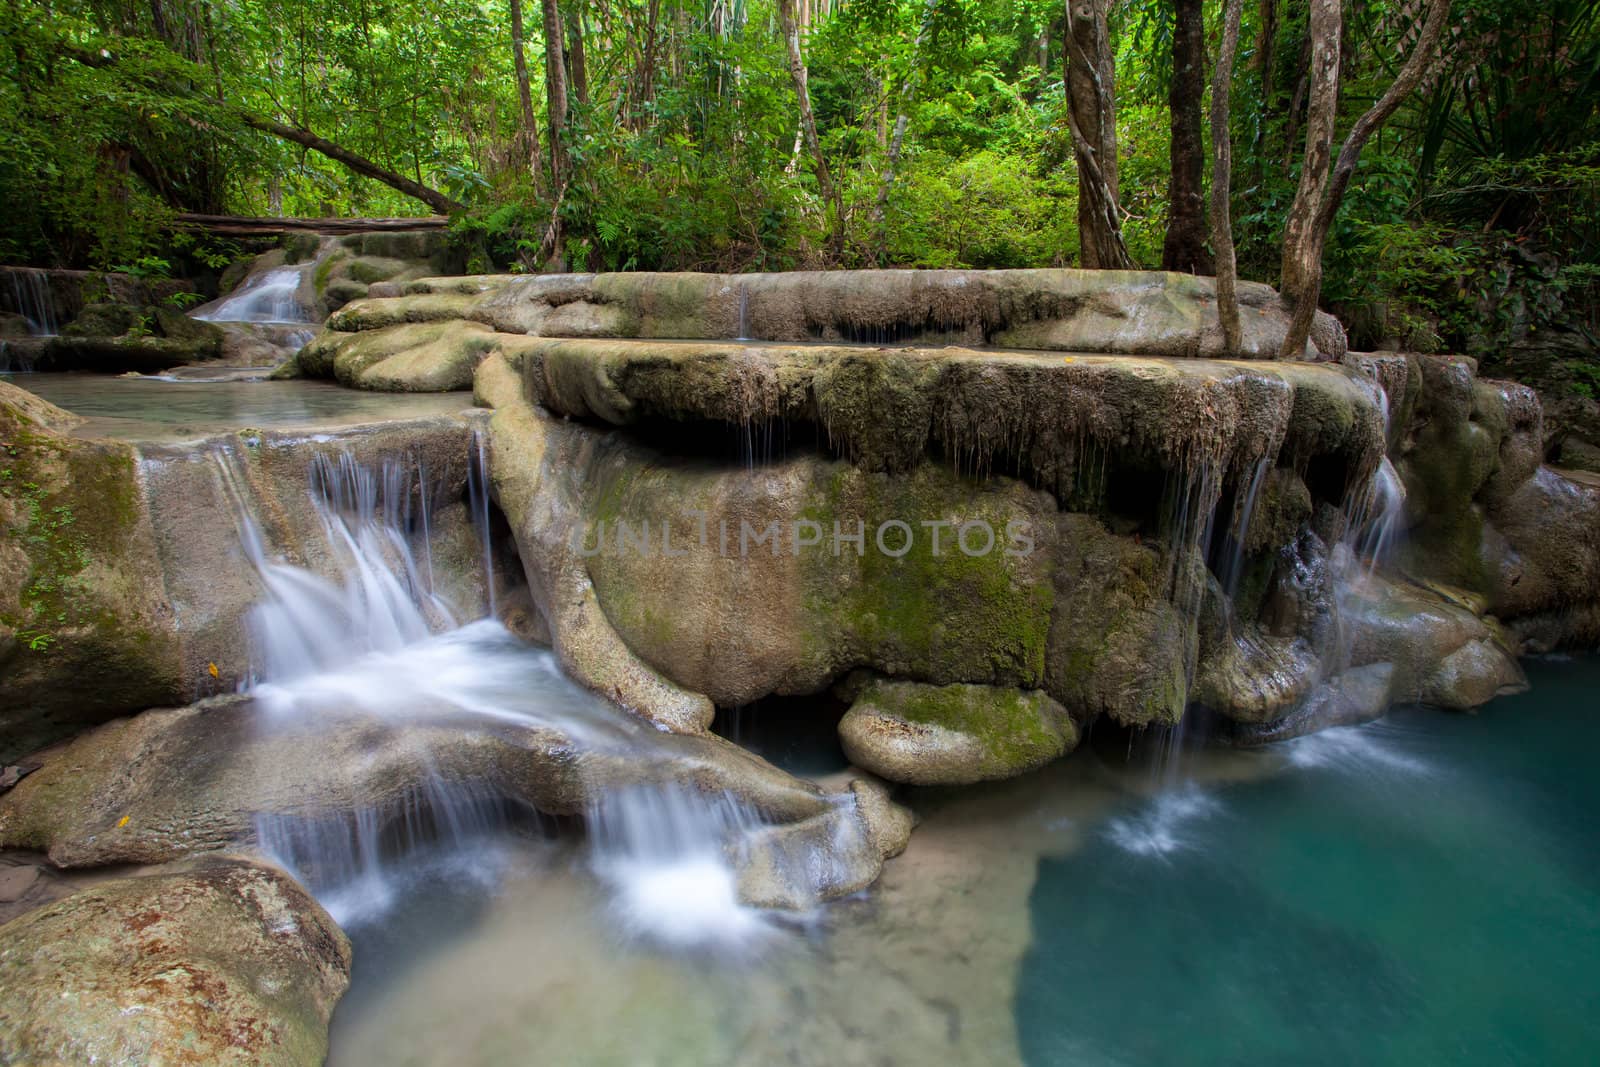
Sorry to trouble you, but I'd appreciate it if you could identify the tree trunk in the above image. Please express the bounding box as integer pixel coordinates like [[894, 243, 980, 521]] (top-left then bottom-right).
[[1163, 0, 1212, 274], [542, 0, 570, 189], [1279, 0, 1453, 358], [1276, 0, 1341, 356], [509, 0, 544, 195], [777, 0, 839, 249], [568, 0, 590, 109], [1065, 0, 1134, 270], [238, 113, 464, 213], [1211, 0, 1246, 354], [871, 0, 939, 263]]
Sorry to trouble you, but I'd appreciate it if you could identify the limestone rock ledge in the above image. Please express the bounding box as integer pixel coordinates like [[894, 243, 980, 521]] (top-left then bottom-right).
[[320, 268, 1348, 361]]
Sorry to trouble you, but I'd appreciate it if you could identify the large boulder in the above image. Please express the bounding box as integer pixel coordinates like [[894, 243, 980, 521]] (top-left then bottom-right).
[[464, 269, 1348, 359], [1381, 352, 1600, 648], [0, 858, 350, 1067], [297, 269, 1349, 391], [474, 341, 1388, 739]]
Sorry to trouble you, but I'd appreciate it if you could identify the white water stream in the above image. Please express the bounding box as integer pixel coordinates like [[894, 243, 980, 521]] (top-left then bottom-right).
[[195, 266, 314, 325], [227, 444, 777, 949]]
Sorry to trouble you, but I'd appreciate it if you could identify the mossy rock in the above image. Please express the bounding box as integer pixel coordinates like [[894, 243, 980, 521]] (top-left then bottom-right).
[[282, 232, 323, 263], [61, 302, 134, 338], [838, 679, 1078, 785], [327, 291, 480, 332], [299, 320, 498, 391], [0, 381, 182, 761]]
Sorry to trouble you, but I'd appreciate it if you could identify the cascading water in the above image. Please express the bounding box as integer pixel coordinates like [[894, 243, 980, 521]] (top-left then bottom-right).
[[222, 448, 459, 687], [196, 267, 313, 325], [4, 267, 58, 335], [587, 786, 780, 953], [225, 442, 787, 946], [1216, 457, 1272, 600]]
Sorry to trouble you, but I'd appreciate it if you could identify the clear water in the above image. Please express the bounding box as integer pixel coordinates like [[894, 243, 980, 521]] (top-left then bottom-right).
[[323, 659, 1599, 1066], [1019, 656, 1600, 1066], [1, 372, 469, 442]]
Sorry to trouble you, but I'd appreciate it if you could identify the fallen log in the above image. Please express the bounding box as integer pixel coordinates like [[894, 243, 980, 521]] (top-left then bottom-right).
[[173, 214, 450, 236]]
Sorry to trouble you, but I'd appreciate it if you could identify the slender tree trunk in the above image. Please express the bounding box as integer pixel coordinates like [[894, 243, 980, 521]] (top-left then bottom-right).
[[568, 0, 590, 109], [542, 0, 570, 191], [872, 0, 939, 263], [1277, 0, 1341, 352], [1211, 0, 1246, 354], [1251, 0, 1277, 187], [509, 0, 545, 196], [1065, 0, 1134, 269], [239, 113, 464, 213], [1163, 0, 1212, 274], [542, 0, 570, 265], [777, 0, 839, 250], [1279, 0, 1453, 357]]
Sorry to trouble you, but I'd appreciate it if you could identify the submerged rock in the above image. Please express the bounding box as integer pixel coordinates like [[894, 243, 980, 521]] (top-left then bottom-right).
[[1223, 662, 1396, 746], [0, 857, 350, 1067], [838, 680, 1078, 785]]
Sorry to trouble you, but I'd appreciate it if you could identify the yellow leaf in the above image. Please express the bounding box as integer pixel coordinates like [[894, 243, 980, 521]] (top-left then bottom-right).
[[117, 815, 130, 828], [207, 662, 219, 679]]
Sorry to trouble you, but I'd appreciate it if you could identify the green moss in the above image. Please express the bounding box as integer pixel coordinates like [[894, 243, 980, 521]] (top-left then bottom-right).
[[802, 464, 1054, 686], [312, 252, 347, 296]]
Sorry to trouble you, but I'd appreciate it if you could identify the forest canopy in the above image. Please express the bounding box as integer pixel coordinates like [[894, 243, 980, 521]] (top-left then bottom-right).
[[3, 0, 1599, 364]]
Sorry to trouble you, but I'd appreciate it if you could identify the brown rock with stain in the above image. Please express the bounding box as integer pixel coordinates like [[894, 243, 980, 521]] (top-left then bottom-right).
[[0, 857, 350, 1067]]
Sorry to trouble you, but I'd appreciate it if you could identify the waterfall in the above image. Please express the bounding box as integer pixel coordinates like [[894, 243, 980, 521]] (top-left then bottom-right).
[[1217, 457, 1272, 600], [5, 268, 58, 336], [736, 282, 752, 341], [1353, 457, 1406, 569], [1341, 378, 1409, 574], [224, 441, 788, 947], [257, 777, 525, 927], [196, 267, 312, 324], [224, 448, 459, 687]]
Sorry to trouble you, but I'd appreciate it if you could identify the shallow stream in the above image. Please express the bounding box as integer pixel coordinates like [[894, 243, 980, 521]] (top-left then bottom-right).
[[314, 657, 1600, 1066]]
